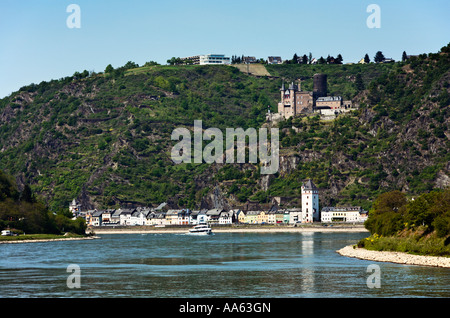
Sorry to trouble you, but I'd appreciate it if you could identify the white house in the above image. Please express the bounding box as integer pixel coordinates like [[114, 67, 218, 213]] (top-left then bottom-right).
[[101, 209, 115, 225], [218, 211, 233, 224], [177, 209, 191, 225], [166, 210, 181, 225], [267, 210, 277, 224], [91, 211, 103, 226], [287, 208, 302, 224], [119, 209, 133, 225], [206, 208, 223, 224], [189, 210, 200, 225], [84, 210, 96, 226], [197, 210, 208, 224], [146, 212, 168, 226], [130, 210, 148, 226], [321, 206, 365, 223], [145, 212, 155, 225], [110, 209, 122, 224], [301, 179, 319, 222], [267, 56, 282, 64]]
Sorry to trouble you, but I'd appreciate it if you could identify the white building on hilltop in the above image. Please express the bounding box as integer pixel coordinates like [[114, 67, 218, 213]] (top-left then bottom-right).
[[301, 179, 319, 223], [180, 54, 231, 65], [199, 54, 230, 65]]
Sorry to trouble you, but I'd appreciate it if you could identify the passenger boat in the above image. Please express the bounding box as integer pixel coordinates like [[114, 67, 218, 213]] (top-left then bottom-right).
[[187, 223, 213, 235]]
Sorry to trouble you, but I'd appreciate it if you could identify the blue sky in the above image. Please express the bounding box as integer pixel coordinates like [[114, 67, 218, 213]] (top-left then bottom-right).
[[0, 0, 449, 98]]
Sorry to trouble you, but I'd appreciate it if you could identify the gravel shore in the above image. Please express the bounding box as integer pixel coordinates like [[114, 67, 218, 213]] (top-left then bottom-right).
[[0, 236, 100, 244], [337, 245, 450, 268]]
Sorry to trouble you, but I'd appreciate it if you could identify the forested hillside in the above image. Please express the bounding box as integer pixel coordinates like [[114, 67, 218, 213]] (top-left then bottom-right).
[[0, 44, 448, 212]]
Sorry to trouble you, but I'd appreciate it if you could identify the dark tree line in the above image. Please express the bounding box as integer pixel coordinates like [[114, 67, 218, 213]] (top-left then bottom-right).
[[365, 189, 450, 237], [0, 170, 86, 235]]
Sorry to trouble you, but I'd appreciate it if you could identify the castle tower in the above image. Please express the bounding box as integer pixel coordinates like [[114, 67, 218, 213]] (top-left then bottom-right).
[[278, 82, 285, 115], [301, 179, 319, 223], [288, 82, 297, 117], [313, 73, 327, 99], [277, 82, 298, 119]]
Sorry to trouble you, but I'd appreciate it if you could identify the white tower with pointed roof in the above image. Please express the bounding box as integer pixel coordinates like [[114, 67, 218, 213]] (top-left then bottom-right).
[[69, 198, 81, 215], [301, 179, 319, 223]]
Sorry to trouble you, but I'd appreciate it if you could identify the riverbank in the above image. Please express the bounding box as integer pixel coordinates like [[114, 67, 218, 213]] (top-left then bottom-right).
[[91, 224, 369, 234], [0, 234, 100, 244], [337, 245, 450, 268]]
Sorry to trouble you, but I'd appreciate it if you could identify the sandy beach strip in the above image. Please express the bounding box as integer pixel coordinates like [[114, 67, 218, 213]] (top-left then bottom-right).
[[92, 226, 369, 235], [0, 236, 101, 244], [337, 245, 450, 268]]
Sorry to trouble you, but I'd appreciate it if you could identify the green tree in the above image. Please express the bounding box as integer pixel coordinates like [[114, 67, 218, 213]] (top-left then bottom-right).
[[364, 54, 370, 63], [0, 170, 19, 201], [167, 57, 182, 65], [440, 42, 450, 53], [433, 213, 450, 237], [374, 51, 385, 63], [405, 196, 427, 228], [429, 190, 450, 236], [365, 211, 404, 236], [402, 51, 408, 62], [144, 61, 160, 66], [20, 184, 34, 203], [105, 64, 114, 73], [57, 208, 74, 219], [302, 54, 308, 64], [355, 73, 365, 91], [365, 190, 407, 235], [123, 61, 139, 69]]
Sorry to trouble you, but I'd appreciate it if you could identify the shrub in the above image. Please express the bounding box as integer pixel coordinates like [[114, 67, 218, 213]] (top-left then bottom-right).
[[365, 211, 404, 236], [433, 214, 450, 238]]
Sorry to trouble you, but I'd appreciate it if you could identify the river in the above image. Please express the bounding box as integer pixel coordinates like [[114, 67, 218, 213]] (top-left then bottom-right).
[[0, 232, 449, 298]]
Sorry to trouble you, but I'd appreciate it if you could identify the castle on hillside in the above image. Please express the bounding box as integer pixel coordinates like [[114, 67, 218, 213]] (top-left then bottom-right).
[[277, 80, 314, 118], [272, 73, 354, 120]]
